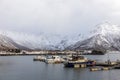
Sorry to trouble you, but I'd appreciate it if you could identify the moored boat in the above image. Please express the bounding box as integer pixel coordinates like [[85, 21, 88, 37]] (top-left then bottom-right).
[[45, 56, 65, 64], [64, 55, 94, 68], [33, 56, 46, 61]]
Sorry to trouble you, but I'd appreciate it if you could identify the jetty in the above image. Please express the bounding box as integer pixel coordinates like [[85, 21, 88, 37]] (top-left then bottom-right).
[[89, 60, 120, 71]]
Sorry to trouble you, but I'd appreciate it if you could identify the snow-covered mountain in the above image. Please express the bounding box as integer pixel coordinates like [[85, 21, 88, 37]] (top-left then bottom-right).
[[56, 34, 83, 50], [2, 22, 120, 51], [0, 34, 18, 50], [67, 22, 120, 51], [0, 31, 82, 50], [0, 33, 30, 51], [17, 34, 83, 50], [0, 34, 17, 49]]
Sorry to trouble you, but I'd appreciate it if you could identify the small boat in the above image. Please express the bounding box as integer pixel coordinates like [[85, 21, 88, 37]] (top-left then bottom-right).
[[90, 67, 101, 71], [45, 56, 65, 64], [101, 67, 111, 70], [113, 64, 120, 69], [90, 67, 111, 71], [33, 56, 46, 61], [64, 55, 94, 68]]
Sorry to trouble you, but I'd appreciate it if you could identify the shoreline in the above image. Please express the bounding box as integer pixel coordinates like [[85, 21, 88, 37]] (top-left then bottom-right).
[[0, 50, 119, 56]]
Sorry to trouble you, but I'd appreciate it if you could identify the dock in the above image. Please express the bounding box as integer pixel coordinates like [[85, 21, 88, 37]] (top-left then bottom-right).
[[89, 61, 120, 71]]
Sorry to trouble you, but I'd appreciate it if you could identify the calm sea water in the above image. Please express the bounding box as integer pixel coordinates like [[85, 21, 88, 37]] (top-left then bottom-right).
[[0, 52, 120, 80]]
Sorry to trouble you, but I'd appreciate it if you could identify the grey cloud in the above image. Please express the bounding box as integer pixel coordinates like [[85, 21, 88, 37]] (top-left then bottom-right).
[[0, 0, 120, 36]]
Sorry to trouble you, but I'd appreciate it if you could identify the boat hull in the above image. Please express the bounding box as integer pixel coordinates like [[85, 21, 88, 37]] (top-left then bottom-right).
[[64, 61, 94, 68]]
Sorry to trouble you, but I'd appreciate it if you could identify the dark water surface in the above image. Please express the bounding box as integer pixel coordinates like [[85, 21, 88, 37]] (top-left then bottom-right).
[[0, 52, 120, 80]]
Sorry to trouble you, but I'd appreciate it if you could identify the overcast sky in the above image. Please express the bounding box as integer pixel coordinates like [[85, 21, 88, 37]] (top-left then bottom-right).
[[0, 0, 120, 36]]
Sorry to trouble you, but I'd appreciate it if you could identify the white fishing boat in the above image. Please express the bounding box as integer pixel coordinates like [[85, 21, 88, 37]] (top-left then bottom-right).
[[45, 56, 64, 64], [33, 56, 46, 61]]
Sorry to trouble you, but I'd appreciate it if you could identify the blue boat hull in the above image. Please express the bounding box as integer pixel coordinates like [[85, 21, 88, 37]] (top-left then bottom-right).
[[64, 61, 94, 68]]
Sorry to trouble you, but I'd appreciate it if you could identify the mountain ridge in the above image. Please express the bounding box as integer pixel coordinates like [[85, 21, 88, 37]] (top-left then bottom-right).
[[1, 22, 120, 51], [67, 23, 120, 51]]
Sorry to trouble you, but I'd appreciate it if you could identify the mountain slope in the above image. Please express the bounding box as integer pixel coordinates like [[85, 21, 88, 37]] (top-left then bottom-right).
[[0, 34, 17, 50], [0, 34, 29, 50], [15, 35, 82, 50], [3, 31, 83, 50], [67, 23, 120, 51], [2, 22, 120, 51]]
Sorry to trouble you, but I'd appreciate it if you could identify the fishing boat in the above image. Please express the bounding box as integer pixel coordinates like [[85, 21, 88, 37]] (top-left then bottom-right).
[[45, 56, 65, 64], [64, 55, 94, 68], [33, 56, 46, 61]]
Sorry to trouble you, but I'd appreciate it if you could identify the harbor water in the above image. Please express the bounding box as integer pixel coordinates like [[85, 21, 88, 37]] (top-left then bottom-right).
[[0, 52, 120, 80]]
